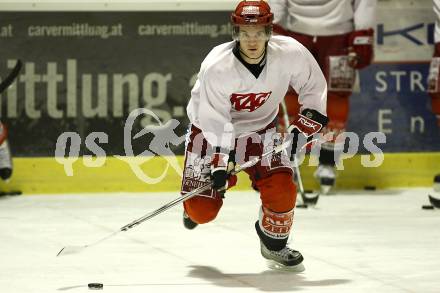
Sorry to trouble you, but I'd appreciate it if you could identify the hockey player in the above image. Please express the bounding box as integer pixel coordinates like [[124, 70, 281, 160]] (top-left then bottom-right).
[[180, 0, 328, 270], [0, 61, 19, 182], [428, 0, 440, 193], [268, 0, 377, 193], [0, 122, 12, 181]]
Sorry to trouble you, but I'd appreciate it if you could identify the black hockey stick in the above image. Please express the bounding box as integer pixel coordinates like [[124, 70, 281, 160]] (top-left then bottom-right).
[[0, 60, 22, 94], [56, 139, 292, 257], [280, 100, 320, 207]]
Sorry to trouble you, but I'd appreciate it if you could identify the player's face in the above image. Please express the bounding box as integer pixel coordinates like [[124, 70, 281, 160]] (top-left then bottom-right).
[[238, 25, 268, 62]]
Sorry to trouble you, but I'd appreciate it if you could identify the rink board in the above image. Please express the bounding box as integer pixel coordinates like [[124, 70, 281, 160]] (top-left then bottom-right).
[[1, 153, 439, 194], [0, 2, 439, 194], [1, 7, 439, 157]]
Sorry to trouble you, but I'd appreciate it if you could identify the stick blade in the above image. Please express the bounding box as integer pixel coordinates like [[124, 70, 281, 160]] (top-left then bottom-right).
[[56, 245, 86, 257]]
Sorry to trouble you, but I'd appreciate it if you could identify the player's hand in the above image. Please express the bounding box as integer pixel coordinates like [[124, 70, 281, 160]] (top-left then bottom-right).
[[211, 168, 228, 192], [348, 29, 374, 69], [288, 109, 328, 155], [210, 151, 237, 194]]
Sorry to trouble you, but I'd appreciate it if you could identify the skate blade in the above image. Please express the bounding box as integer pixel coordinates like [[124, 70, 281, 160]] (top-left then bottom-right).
[[320, 185, 332, 195], [266, 260, 305, 272]]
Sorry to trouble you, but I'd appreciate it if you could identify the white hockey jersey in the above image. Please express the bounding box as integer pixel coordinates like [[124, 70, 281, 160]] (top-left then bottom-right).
[[434, 0, 440, 43], [186, 36, 327, 150], [269, 0, 376, 36]]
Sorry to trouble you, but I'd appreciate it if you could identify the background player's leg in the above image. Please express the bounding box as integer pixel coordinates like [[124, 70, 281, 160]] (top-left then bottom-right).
[[315, 34, 354, 194], [315, 92, 350, 193]]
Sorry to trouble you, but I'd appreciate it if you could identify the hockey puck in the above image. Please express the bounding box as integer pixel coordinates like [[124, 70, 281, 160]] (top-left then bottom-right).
[[88, 283, 103, 290], [422, 205, 434, 210], [364, 185, 376, 191]]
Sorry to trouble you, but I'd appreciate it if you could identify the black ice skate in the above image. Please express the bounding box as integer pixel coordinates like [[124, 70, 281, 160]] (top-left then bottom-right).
[[260, 242, 305, 272], [0, 140, 12, 181], [183, 211, 198, 230], [314, 164, 335, 194]]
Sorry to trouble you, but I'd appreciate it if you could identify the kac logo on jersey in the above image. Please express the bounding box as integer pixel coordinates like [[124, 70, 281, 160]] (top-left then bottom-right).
[[230, 91, 272, 112]]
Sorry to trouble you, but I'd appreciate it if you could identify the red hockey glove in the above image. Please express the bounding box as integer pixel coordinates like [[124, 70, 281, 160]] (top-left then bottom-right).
[[348, 29, 374, 69], [428, 43, 440, 127], [287, 109, 328, 155], [211, 150, 237, 194]]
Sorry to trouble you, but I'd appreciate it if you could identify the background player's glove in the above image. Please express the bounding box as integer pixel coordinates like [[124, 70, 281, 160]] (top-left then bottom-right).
[[428, 42, 440, 127], [348, 29, 374, 69], [288, 109, 328, 155], [210, 150, 237, 193]]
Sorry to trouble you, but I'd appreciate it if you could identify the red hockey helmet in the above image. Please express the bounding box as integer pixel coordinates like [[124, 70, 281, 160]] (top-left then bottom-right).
[[231, 0, 274, 26]]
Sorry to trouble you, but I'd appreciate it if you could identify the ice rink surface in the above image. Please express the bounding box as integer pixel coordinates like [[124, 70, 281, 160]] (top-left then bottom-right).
[[1, 188, 439, 293]]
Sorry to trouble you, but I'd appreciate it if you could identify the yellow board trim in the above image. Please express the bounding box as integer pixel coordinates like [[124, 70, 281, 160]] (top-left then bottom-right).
[[1, 153, 439, 194]]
